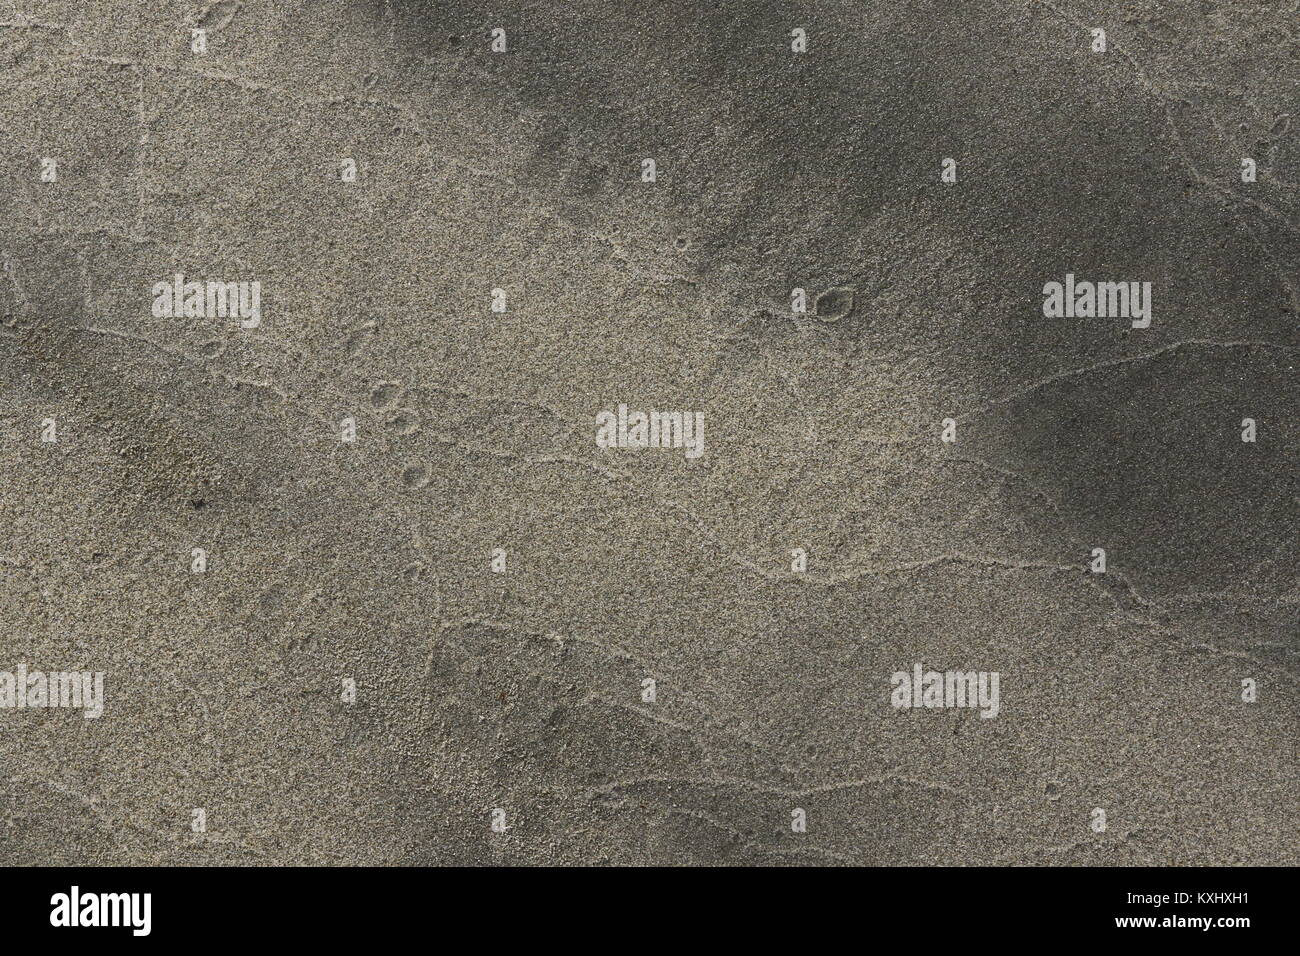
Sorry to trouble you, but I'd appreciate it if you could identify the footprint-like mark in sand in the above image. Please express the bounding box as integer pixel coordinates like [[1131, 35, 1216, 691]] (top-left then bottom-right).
[[387, 410, 421, 435], [814, 286, 855, 322], [371, 382, 403, 408], [401, 462, 431, 490]]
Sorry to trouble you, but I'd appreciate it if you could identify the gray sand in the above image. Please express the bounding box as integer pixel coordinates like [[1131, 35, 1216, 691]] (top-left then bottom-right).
[[0, 0, 1296, 865]]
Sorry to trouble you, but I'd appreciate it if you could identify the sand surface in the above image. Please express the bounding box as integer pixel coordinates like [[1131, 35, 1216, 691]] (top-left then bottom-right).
[[0, 0, 1296, 865]]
